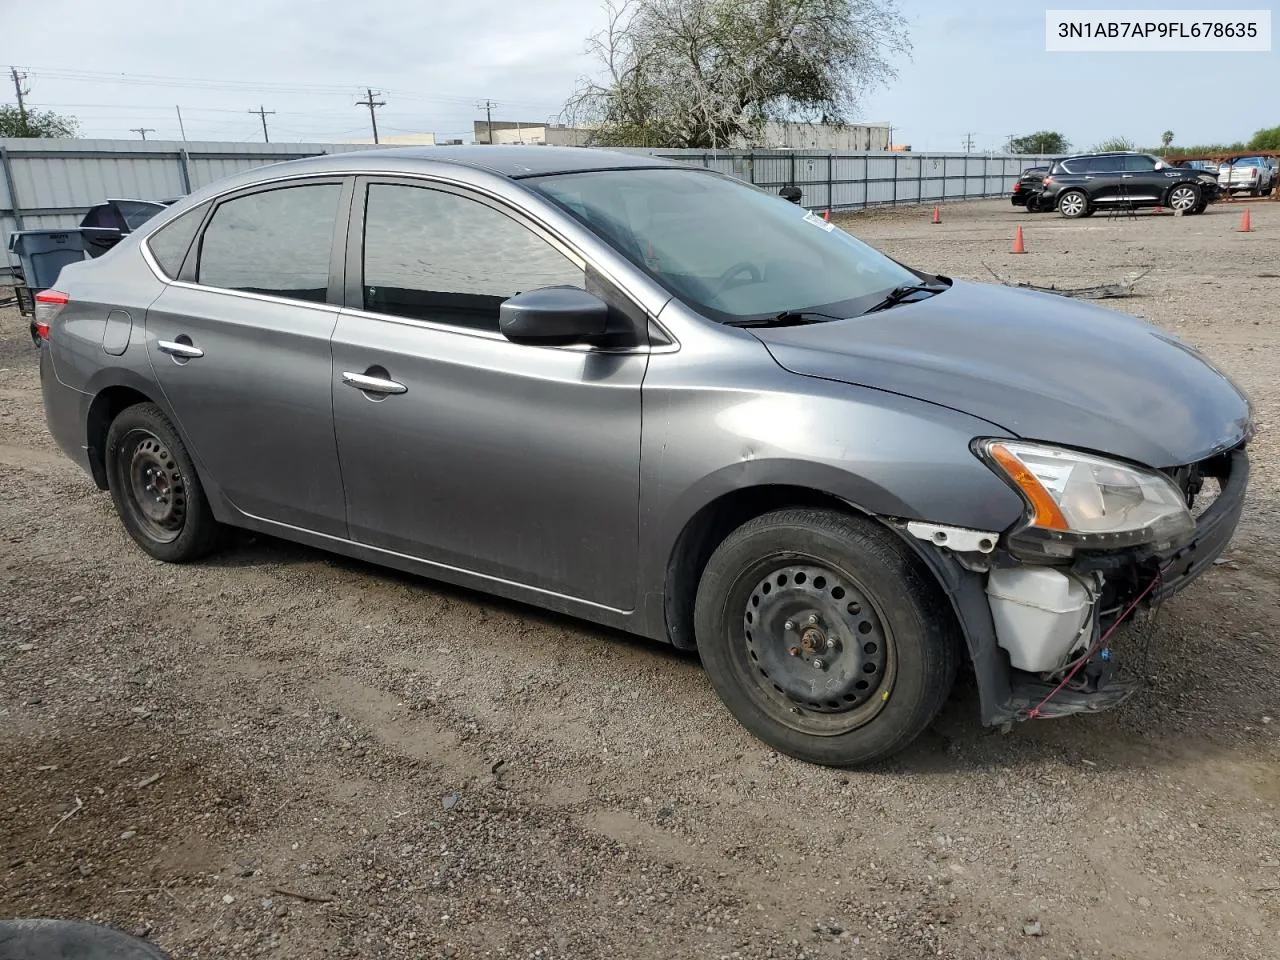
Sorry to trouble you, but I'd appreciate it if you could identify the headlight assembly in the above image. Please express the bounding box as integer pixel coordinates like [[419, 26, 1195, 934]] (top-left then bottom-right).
[[977, 440, 1194, 558]]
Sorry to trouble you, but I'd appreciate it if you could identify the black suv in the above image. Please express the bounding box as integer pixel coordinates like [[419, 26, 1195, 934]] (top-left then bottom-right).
[[1038, 152, 1220, 218], [1010, 165, 1051, 207]]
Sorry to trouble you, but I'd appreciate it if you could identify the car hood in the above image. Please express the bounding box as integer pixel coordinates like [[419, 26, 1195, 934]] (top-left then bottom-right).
[[753, 279, 1252, 468]]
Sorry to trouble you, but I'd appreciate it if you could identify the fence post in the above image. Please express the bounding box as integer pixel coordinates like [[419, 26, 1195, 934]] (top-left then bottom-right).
[[0, 145, 23, 229], [892, 153, 899, 206], [747, 153, 755, 184], [790, 152, 796, 191], [827, 154, 833, 211], [917, 153, 923, 204], [178, 148, 193, 195]]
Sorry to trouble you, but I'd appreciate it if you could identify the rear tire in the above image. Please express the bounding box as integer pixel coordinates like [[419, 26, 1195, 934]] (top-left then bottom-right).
[[105, 403, 222, 563], [693, 508, 960, 767], [1058, 190, 1089, 218]]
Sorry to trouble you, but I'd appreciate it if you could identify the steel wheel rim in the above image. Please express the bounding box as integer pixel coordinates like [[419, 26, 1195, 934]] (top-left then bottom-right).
[[1170, 187, 1196, 211], [122, 429, 186, 543], [735, 559, 896, 736], [1060, 193, 1084, 216]]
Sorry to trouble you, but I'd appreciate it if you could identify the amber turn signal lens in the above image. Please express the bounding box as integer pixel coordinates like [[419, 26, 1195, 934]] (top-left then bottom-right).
[[987, 442, 1070, 531]]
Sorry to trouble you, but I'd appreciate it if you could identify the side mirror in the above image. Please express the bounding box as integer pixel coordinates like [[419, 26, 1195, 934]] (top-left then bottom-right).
[[778, 186, 803, 204], [499, 286, 610, 346]]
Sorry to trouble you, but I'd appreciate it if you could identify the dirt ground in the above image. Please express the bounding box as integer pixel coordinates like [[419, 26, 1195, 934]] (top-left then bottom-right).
[[2, 198, 1279, 960]]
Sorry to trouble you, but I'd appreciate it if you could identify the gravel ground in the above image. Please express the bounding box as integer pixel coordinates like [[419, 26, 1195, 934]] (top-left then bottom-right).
[[2, 198, 1279, 960]]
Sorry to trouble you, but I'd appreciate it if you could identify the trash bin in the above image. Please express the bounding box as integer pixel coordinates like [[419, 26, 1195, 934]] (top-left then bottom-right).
[[8, 229, 87, 290]]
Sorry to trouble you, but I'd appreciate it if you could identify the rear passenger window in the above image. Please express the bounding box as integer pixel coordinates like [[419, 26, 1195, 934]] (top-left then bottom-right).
[[147, 202, 208, 279], [361, 183, 584, 332], [198, 184, 342, 302], [1090, 157, 1122, 173]]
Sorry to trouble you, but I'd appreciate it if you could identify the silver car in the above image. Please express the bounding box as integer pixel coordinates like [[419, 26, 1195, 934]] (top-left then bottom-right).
[[38, 148, 1252, 766]]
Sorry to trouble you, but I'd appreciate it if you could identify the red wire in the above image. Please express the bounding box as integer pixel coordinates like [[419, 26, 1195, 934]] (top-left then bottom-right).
[[1026, 569, 1164, 720]]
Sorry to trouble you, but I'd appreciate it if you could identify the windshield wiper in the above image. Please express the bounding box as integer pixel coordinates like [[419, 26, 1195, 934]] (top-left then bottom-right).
[[724, 310, 845, 328], [862, 283, 949, 315]]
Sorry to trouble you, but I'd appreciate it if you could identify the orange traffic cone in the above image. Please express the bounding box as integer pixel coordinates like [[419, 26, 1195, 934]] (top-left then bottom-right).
[[931, 205, 941, 225], [1011, 225, 1026, 254], [1239, 208, 1254, 232], [823, 209, 831, 222]]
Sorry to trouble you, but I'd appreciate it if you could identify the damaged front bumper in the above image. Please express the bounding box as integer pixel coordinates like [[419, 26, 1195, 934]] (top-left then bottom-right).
[[900, 446, 1250, 727]]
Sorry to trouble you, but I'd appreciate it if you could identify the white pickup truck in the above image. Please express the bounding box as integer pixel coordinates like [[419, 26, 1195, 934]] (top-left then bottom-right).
[[1217, 156, 1276, 196]]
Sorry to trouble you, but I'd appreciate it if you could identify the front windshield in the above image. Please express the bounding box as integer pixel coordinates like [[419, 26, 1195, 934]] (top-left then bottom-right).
[[528, 168, 919, 322]]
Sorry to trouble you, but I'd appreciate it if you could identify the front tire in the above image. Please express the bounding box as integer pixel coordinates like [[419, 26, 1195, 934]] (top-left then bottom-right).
[[1057, 190, 1089, 218], [693, 508, 960, 767], [105, 403, 222, 563], [1168, 183, 1200, 215]]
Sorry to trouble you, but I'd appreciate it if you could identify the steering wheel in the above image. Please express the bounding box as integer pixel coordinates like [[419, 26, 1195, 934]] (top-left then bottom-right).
[[709, 260, 763, 298]]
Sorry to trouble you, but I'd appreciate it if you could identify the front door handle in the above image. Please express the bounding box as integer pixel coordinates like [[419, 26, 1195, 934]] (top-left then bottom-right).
[[1121, 174, 1135, 178], [157, 339, 204, 359], [342, 371, 407, 395]]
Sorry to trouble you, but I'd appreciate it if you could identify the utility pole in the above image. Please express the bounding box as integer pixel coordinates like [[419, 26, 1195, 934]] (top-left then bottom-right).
[[9, 67, 29, 135], [176, 106, 188, 141], [248, 104, 275, 142], [962, 132, 976, 153], [1006, 133, 1018, 154], [130, 127, 155, 140], [356, 88, 384, 144], [477, 99, 498, 144]]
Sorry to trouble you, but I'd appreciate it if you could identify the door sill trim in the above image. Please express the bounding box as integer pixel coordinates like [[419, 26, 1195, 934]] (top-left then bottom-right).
[[235, 508, 632, 616]]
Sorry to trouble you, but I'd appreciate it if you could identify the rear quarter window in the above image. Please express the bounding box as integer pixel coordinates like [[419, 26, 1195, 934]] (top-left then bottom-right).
[[146, 202, 209, 278]]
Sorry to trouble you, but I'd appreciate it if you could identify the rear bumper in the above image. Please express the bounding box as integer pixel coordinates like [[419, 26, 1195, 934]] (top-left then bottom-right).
[[1010, 193, 1028, 206]]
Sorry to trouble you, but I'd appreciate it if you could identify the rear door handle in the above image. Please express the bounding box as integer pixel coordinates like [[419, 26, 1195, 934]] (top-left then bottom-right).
[[342, 371, 407, 395], [157, 339, 204, 359]]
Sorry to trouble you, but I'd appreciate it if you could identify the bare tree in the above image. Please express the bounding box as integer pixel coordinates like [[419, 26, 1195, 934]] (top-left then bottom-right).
[[565, 0, 909, 148]]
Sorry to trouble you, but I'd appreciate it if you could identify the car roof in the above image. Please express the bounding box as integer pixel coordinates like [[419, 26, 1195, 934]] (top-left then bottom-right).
[[274, 145, 681, 180]]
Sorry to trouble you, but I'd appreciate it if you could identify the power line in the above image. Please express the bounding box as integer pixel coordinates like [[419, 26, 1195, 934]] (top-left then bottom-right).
[[355, 88, 384, 143], [130, 127, 155, 140], [248, 104, 276, 142]]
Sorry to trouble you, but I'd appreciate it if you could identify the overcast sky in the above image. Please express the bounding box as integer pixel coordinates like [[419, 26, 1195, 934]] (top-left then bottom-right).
[[4, 0, 1275, 151]]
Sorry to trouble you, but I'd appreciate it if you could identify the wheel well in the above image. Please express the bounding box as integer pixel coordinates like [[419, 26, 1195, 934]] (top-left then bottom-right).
[[663, 486, 859, 650], [85, 386, 154, 489]]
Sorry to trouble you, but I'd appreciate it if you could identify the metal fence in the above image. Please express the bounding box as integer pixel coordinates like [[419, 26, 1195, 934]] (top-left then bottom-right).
[[2, 138, 1050, 274], [619, 148, 1050, 211]]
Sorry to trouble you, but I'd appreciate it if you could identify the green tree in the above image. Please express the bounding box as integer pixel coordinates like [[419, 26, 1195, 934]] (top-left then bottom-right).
[[1092, 135, 1135, 152], [0, 104, 80, 138], [1161, 129, 1174, 148], [1007, 131, 1069, 155], [565, 0, 910, 148], [1248, 125, 1280, 151]]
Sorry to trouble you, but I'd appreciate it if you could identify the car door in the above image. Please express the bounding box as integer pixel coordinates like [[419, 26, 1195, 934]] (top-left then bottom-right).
[[330, 178, 647, 610], [144, 177, 352, 536], [1084, 156, 1123, 202], [1120, 154, 1162, 201]]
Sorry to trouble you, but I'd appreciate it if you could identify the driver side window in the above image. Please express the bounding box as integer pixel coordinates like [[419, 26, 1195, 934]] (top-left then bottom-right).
[[361, 184, 584, 332]]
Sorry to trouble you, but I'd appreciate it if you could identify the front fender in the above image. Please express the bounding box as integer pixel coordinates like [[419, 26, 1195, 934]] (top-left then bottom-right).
[[633, 371, 1026, 642]]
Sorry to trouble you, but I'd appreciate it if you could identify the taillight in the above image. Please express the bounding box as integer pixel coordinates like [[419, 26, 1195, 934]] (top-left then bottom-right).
[[33, 289, 69, 341], [1042, 175, 1054, 186], [1013, 182, 1022, 192]]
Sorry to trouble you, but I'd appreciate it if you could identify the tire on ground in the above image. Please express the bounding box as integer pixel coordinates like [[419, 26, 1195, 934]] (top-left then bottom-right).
[[105, 402, 222, 563], [693, 508, 961, 767]]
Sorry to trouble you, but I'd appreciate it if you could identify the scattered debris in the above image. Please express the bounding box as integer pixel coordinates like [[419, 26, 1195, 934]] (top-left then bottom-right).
[[1022, 920, 1043, 937], [135, 773, 163, 788], [271, 887, 334, 904], [48, 796, 84, 835], [983, 263, 1151, 299], [442, 793, 460, 811]]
